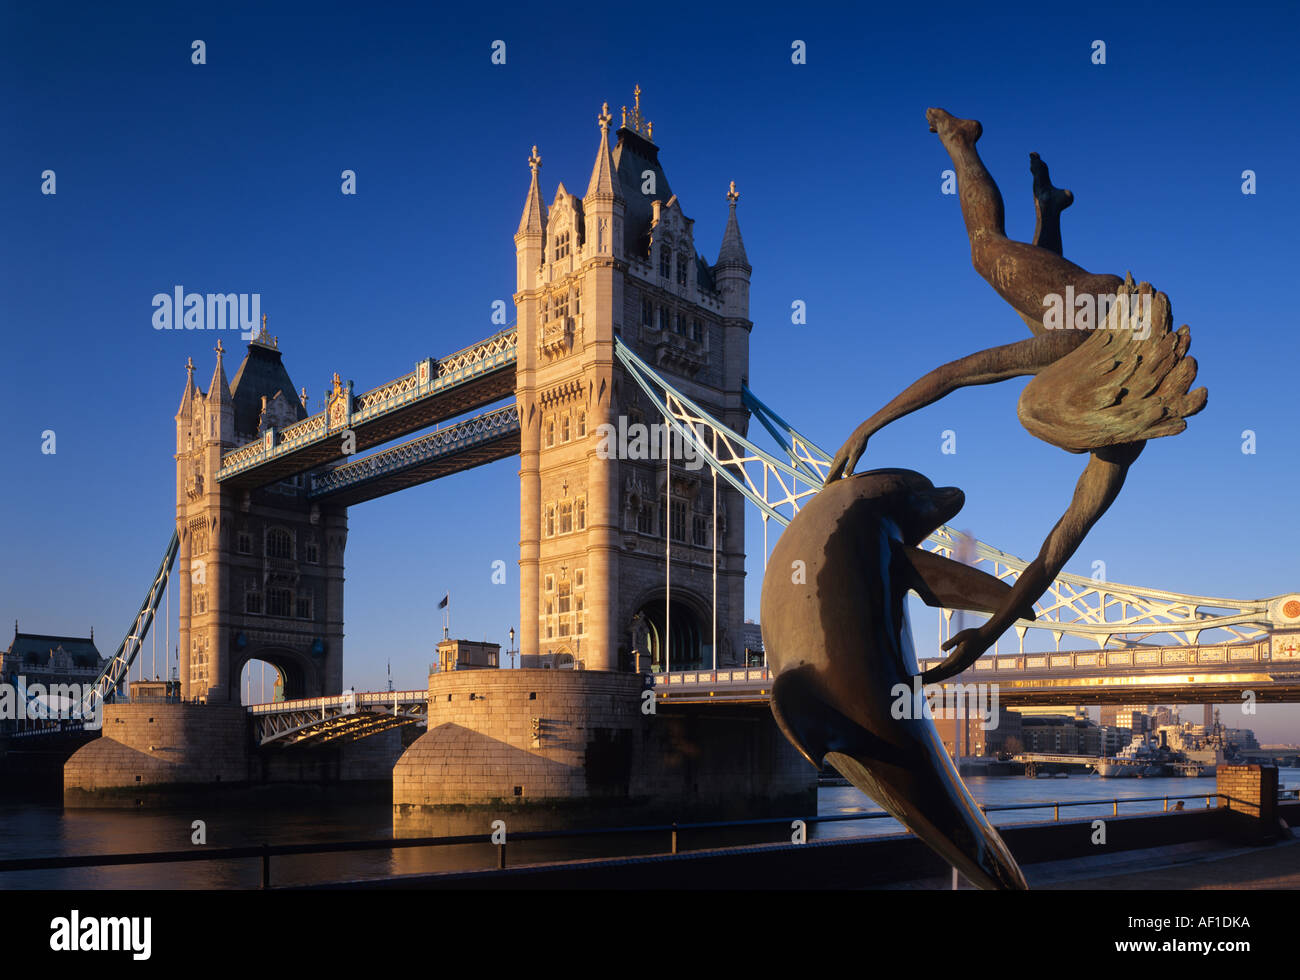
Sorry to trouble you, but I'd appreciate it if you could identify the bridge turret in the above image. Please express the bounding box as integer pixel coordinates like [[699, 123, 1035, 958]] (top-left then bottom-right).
[[205, 340, 234, 449], [514, 146, 547, 292], [714, 181, 751, 322], [582, 103, 624, 263]]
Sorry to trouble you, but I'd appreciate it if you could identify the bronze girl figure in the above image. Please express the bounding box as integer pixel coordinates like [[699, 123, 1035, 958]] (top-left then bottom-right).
[[828, 108, 1207, 683]]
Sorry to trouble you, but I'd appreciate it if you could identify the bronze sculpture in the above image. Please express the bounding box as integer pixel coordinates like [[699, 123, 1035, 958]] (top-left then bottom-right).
[[828, 108, 1207, 683], [762, 110, 1208, 888], [761, 468, 1027, 889]]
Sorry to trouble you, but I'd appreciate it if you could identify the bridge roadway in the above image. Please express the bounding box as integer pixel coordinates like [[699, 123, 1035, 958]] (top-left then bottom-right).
[[651, 638, 1300, 706], [248, 690, 427, 747], [216, 328, 516, 489], [249, 636, 1300, 748]]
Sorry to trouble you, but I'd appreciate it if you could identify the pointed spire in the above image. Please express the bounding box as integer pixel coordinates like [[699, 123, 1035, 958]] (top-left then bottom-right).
[[516, 145, 546, 238], [208, 339, 231, 403], [585, 102, 620, 201], [716, 180, 750, 270], [176, 355, 198, 416]]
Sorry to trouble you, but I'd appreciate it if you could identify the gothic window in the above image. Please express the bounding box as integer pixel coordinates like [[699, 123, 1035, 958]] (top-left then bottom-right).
[[295, 592, 312, 619], [555, 291, 569, 320], [191, 590, 207, 615], [237, 532, 252, 555], [545, 417, 555, 447], [559, 502, 572, 534], [658, 307, 670, 332], [576, 569, 584, 588], [245, 589, 262, 615], [266, 528, 292, 560], [554, 229, 571, 262], [691, 319, 703, 343], [577, 411, 587, 437], [660, 495, 686, 542], [545, 575, 554, 592], [267, 589, 292, 618], [573, 290, 580, 316], [641, 298, 653, 328], [546, 600, 553, 616], [659, 246, 671, 278], [557, 581, 571, 614], [577, 613, 585, 636], [561, 414, 570, 443], [673, 312, 685, 336], [576, 497, 586, 531], [694, 513, 710, 547], [558, 619, 571, 638], [306, 541, 319, 564], [637, 501, 654, 535], [545, 506, 556, 537], [676, 255, 688, 285]]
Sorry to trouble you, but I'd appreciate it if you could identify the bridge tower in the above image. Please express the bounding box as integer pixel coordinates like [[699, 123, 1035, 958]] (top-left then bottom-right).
[[173, 334, 347, 702], [514, 90, 752, 672]]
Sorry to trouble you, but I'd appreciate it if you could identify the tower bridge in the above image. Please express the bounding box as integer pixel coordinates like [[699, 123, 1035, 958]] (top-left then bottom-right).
[[56, 89, 1300, 812]]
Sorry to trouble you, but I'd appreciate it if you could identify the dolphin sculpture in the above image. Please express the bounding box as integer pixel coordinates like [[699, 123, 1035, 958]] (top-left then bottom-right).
[[760, 468, 1029, 890]]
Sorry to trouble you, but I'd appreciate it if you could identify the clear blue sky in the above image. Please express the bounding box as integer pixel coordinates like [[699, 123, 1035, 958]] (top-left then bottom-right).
[[3, 1, 1298, 736]]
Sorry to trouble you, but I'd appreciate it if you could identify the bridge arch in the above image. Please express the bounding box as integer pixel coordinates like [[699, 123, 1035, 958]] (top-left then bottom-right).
[[229, 644, 317, 703], [630, 589, 710, 673]]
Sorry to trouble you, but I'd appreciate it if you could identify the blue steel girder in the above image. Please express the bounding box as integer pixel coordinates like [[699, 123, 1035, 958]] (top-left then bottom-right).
[[216, 328, 517, 489], [615, 337, 1289, 651], [307, 405, 521, 506]]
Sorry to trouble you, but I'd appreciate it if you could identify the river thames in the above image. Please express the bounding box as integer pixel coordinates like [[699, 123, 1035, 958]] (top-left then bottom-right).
[[3, 770, 1295, 888]]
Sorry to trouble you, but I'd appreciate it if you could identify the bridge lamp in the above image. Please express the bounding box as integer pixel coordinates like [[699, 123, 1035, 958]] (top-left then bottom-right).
[[509, 627, 515, 669]]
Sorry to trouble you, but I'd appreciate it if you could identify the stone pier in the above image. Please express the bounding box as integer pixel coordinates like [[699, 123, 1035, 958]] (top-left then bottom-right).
[[63, 702, 403, 807], [393, 669, 816, 834]]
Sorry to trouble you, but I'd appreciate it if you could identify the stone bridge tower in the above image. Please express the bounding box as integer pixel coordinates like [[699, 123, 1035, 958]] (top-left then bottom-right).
[[174, 333, 347, 702], [514, 89, 752, 672]]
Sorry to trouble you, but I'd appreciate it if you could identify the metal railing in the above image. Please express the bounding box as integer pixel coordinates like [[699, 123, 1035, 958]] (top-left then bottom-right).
[[0, 791, 1282, 888]]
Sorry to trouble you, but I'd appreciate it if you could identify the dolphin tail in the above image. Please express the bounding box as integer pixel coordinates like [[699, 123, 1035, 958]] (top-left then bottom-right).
[[825, 749, 1029, 891]]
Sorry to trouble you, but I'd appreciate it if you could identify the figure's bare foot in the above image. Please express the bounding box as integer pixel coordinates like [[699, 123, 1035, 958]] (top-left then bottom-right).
[[926, 107, 982, 145], [1029, 151, 1073, 213]]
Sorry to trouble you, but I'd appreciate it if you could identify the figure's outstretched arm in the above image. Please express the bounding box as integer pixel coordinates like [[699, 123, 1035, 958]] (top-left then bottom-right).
[[921, 441, 1145, 683], [827, 331, 1080, 481]]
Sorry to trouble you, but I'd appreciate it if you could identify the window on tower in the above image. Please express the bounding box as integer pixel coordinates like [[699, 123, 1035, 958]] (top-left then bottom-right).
[[691, 319, 703, 343], [694, 513, 710, 547], [577, 411, 587, 437], [576, 497, 586, 530], [561, 414, 570, 442], [658, 307, 669, 332], [267, 589, 292, 617], [659, 246, 671, 278], [267, 528, 292, 560], [554, 229, 571, 262], [559, 502, 572, 534], [545, 417, 555, 447], [641, 298, 653, 329], [676, 255, 688, 285]]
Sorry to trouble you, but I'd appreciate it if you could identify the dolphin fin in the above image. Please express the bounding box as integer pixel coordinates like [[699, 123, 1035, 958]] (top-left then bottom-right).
[[890, 542, 1020, 616], [770, 671, 830, 769]]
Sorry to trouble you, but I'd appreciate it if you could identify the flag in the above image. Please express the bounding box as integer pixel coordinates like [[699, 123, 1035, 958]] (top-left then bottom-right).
[[438, 594, 449, 609]]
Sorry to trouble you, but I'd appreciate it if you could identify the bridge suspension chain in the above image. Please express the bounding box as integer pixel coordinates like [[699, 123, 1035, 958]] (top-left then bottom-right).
[[78, 531, 179, 721], [613, 338, 1279, 651]]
